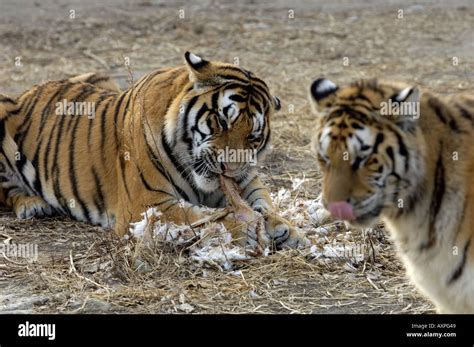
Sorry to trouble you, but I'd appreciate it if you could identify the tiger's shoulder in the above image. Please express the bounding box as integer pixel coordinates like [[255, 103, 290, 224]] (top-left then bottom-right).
[[418, 88, 474, 134]]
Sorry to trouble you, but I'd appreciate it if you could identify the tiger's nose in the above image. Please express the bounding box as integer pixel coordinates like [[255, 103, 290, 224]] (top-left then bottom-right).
[[327, 201, 355, 221]]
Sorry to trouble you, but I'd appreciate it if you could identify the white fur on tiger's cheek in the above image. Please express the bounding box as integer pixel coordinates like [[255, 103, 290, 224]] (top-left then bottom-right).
[[192, 141, 209, 159], [188, 53, 202, 65], [192, 172, 219, 192]]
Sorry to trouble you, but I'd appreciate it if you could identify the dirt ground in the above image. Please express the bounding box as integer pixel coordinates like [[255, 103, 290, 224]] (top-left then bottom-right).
[[0, 0, 472, 314]]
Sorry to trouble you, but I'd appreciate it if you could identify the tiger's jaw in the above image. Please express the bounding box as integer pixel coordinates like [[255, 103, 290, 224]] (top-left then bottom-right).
[[192, 171, 220, 192], [190, 145, 257, 192], [343, 213, 381, 228], [191, 168, 251, 192], [191, 162, 252, 193], [190, 155, 248, 192], [330, 210, 382, 228]]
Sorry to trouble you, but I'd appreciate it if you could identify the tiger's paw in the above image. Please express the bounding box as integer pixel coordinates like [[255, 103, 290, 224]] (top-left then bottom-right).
[[221, 212, 270, 250], [264, 213, 310, 250], [14, 196, 52, 220]]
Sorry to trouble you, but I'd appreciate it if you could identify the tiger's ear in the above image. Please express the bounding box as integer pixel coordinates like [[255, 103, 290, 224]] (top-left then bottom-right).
[[273, 96, 281, 111], [310, 78, 339, 113], [386, 86, 421, 130], [391, 87, 420, 106], [184, 51, 214, 83]]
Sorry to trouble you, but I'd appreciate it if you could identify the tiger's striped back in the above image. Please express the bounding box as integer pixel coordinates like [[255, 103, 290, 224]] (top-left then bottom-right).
[[0, 52, 306, 250]]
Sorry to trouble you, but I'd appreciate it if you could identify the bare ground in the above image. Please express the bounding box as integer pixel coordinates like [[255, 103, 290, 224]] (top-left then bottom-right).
[[0, 0, 473, 314]]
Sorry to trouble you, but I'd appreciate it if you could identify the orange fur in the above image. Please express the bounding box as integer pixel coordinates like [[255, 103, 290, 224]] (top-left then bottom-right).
[[310, 78, 474, 312], [0, 53, 307, 250]]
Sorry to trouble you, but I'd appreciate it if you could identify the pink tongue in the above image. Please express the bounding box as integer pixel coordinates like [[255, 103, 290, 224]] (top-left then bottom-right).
[[328, 201, 355, 221]]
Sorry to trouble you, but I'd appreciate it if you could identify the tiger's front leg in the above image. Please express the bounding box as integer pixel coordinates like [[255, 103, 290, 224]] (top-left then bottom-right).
[[5, 189, 53, 219], [241, 176, 309, 249]]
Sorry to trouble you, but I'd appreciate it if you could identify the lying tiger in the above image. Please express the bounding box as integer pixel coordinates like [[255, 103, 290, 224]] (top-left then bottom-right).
[[309, 77, 474, 313], [0, 52, 306, 249]]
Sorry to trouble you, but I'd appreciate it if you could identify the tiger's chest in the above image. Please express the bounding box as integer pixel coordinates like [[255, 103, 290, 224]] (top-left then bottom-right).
[[385, 215, 474, 313], [195, 190, 227, 208]]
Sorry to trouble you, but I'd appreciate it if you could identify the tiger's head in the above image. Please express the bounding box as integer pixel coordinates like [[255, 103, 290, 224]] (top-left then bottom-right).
[[167, 52, 281, 193], [309, 78, 426, 227]]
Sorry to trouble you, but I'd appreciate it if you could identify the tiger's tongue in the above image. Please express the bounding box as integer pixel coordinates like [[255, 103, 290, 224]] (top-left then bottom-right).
[[327, 201, 355, 221]]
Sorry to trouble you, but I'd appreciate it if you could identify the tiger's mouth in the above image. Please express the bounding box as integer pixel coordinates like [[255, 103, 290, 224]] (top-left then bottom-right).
[[345, 213, 380, 228], [191, 151, 253, 193], [326, 201, 383, 228], [208, 166, 247, 179], [202, 156, 249, 178], [348, 204, 385, 227]]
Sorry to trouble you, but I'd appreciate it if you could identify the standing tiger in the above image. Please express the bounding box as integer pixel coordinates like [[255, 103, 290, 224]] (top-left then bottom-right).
[[0, 52, 307, 249], [309, 78, 474, 313]]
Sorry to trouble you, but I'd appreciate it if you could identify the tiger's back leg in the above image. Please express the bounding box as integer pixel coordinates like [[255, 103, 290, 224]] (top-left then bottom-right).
[[0, 74, 119, 219], [68, 72, 121, 92], [0, 100, 52, 219], [0, 136, 52, 219], [0, 96, 16, 207]]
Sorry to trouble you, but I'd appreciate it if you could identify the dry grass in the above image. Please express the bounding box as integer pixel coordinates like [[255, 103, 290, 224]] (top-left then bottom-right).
[[1, 0, 472, 313], [0, 193, 433, 314]]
